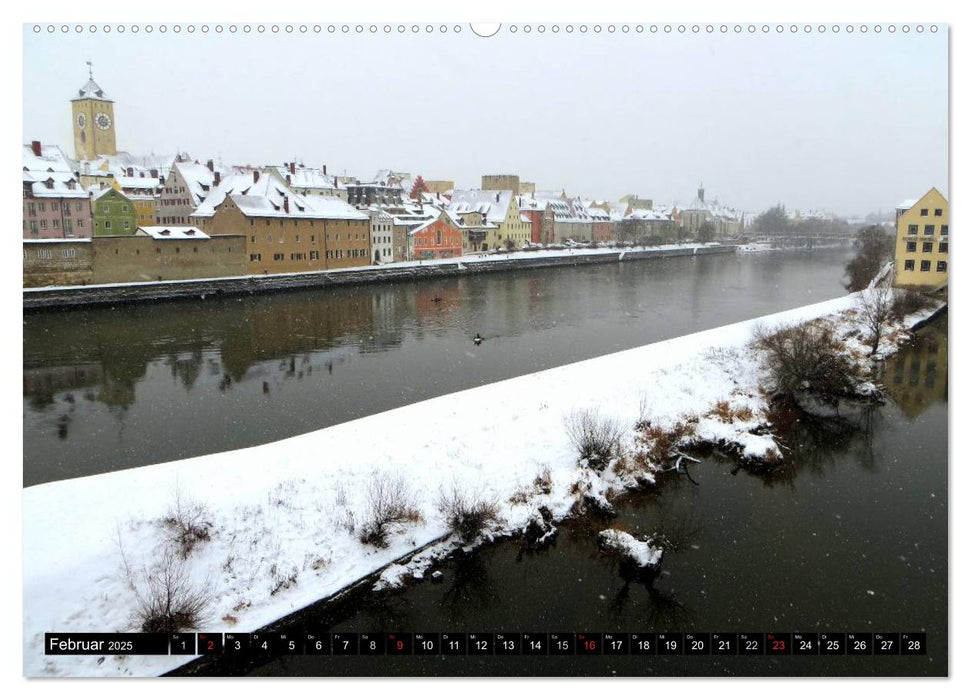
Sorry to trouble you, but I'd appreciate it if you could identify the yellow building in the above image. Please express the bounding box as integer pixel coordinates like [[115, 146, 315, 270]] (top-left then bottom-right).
[[893, 187, 949, 289], [447, 190, 531, 250], [71, 64, 117, 160]]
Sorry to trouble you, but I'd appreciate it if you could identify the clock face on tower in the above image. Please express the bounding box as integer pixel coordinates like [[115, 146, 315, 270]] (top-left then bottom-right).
[[76, 113, 86, 129], [95, 112, 112, 131]]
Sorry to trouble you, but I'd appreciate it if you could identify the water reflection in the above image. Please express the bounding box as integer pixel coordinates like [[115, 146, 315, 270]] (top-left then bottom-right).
[[882, 314, 948, 418], [25, 250, 854, 485]]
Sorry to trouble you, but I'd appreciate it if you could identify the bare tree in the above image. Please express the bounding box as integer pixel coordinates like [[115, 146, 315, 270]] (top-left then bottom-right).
[[857, 286, 896, 356]]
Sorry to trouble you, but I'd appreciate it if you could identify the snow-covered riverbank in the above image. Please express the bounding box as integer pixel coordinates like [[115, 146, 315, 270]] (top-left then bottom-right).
[[22, 292, 941, 677]]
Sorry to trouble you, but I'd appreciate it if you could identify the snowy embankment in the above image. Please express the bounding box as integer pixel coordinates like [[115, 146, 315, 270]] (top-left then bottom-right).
[[23, 292, 936, 677]]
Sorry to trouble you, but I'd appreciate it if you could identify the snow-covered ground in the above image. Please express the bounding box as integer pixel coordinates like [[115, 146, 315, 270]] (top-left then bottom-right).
[[22, 292, 939, 677]]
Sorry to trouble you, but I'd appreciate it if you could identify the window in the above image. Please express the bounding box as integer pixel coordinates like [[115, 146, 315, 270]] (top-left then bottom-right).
[[310, 250, 319, 260], [250, 253, 262, 262], [274, 253, 284, 261], [37, 249, 52, 259], [937, 260, 947, 273], [920, 260, 931, 272], [934, 208, 943, 216], [920, 208, 928, 216], [906, 241, 917, 252], [904, 259, 915, 271], [78, 219, 84, 228], [924, 225, 934, 235], [907, 224, 918, 236], [941, 225, 948, 235], [922, 241, 933, 253], [939, 241, 948, 253], [295, 235, 300, 243], [105, 221, 111, 229], [61, 248, 76, 259]]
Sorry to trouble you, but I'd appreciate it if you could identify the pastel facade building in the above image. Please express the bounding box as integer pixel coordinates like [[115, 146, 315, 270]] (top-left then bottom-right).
[[367, 208, 396, 263], [409, 211, 464, 260], [90, 187, 137, 236], [893, 187, 949, 289], [199, 169, 372, 274], [23, 142, 92, 239], [157, 159, 232, 226], [447, 190, 531, 250]]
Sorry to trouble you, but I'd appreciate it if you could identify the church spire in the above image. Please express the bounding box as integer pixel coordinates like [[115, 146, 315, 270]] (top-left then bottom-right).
[[698, 182, 705, 203]]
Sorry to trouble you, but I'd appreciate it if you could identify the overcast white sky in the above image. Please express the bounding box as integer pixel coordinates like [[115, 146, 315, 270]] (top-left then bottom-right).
[[22, 23, 947, 216]]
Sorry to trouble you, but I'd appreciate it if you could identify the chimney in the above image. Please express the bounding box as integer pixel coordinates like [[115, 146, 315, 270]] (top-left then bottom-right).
[[495, 192, 500, 203], [289, 161, 296, 175], [322, 164, 327, 175], [206, 159, 214, 172], [283, 196, 290, 214], [286, 174, 291, 186], [150, 168, 158, 179], [31, 140, 42, 157], [214, 171, 221, 187], [127, 167, 134, 177], [253, 170, 260, 184]]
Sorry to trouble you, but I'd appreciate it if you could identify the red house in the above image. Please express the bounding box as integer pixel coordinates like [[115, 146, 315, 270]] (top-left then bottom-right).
[[410, 211, 464, 260]]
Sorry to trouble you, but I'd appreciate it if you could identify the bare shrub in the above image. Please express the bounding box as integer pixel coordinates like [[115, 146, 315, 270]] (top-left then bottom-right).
[[533, 466, 553, 494], [269, 564, 299, 596], [161, 487, 213, 559], [752, 320, 862, 402], [890, 288, 933, 322], [708, 400, 756, 423], [358, 473, 422, 548], [437, 484, 500, 542], [129, 548, 211, 633], [633, 420, 696, 468], [564, 408, 625, 470]]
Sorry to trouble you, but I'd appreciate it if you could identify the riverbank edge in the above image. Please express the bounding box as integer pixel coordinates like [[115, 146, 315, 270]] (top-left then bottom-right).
[[24, 293, 940, 678], [167, 299, 946, 677], [22, 244, 737, 311]]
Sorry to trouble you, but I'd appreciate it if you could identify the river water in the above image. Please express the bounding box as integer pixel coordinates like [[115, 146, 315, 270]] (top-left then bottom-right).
[[25, 248, 853, 486], [240, 316, 948, 677]]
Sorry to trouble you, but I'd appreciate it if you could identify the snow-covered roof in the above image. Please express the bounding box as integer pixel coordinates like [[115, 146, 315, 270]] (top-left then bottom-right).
[[71, 77, 111, 102], [77, 152, 175, 180], [447, 189, 515, 224], [136, 226, 210, 240], [192, 170, 368, 221], [681, 195, 741, 221], [23, 144, 88, 199], [89, 186, 127, 201], [626, 208, 672, 222], [516, 193, 598, 223], [896, 198, 918, 212], [273, 165, 344, 192], [408, 212, 459, 237]]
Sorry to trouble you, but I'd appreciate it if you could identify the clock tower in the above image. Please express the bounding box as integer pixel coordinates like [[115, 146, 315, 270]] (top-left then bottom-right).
[[71, 61, 117, 160]]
